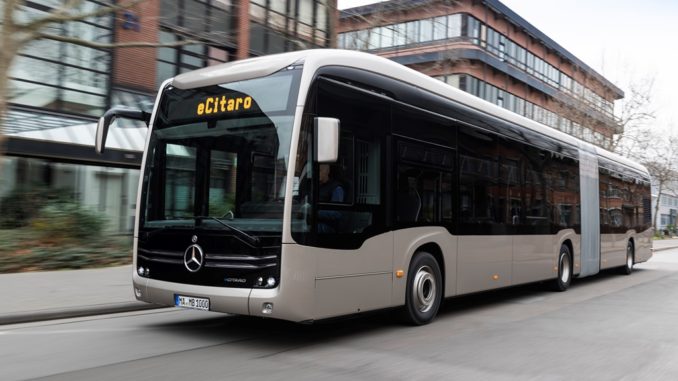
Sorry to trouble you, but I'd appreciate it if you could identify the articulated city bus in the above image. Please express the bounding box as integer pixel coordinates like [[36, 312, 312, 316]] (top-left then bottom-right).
[[96, 49, 652, 325]]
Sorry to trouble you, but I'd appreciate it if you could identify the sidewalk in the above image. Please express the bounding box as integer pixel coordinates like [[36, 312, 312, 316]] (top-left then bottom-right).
[[652, 238, 678, 252], [2, 239, 678, 326], [0, 265, 164, 325]]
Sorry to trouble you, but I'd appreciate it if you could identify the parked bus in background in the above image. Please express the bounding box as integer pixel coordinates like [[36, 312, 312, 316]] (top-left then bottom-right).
[[96, 50, 652, 325]]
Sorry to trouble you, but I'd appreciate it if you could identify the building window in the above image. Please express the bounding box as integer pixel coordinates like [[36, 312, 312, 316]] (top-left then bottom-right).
[[341, 11, 617, 121], [465, 15, 481, 43], [161, 0, 234, 41], [339, 11, 616, 144], [661, 214, 670, 226], [156, 30, 229, 86], [156, 0, 236, 86], [368, 28, 381, 50], [381, 25, 394, 48], [405, 20, 418, 44], [433, 16, 447, 40], [9, 0, 112, 117], [339, 12, 466, 50], [419, 19, 433, 42], [560, 74, 573, 94], [393, 22, 406, 46], [448, 14, 462, 38], [250, 0, 331, 54]]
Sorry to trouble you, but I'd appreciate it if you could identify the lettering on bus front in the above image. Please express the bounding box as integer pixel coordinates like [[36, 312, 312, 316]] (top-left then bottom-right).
[[196, 95, 252, 116]]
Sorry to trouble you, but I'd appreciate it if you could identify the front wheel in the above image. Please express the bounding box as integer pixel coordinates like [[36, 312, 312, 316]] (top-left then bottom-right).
[[552, 245, 572, 292], [402, 252, 443, 325]]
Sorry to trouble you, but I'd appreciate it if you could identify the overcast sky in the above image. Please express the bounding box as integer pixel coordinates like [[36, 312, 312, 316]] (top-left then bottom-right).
[[338, 0, 677, 133]]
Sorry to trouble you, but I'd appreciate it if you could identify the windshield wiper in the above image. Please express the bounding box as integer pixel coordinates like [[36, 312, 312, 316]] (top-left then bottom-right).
[[194, 216, 261, 247]]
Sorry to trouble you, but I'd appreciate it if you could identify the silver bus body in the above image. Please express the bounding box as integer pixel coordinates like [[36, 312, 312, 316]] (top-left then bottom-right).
[[130, 50, 652, 323]]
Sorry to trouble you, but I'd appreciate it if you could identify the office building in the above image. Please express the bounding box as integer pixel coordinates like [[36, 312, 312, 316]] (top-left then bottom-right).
[[2, 0, 335, 232], [338, 0, 622, 148]]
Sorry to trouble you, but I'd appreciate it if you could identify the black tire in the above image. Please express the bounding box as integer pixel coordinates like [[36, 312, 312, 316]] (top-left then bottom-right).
[[622, 241, 634, 275], [552, 244, 572, 292], [402, 252, 443, 325]]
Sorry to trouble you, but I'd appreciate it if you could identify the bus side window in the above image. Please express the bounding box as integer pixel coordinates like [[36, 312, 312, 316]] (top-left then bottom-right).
[[393, 106, 456, 228], [397, 171, 422, 223], [313, 78, 387, 245], [395, 138, 454, 226]]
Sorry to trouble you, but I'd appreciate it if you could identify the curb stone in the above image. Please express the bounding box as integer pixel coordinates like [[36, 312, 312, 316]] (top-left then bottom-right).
[[0, 302, 168, 326], [652, 246, 678, 253]]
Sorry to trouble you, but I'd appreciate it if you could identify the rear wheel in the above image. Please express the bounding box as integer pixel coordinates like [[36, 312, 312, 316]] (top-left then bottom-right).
[[403, 252, 442, 325], [553, 244, 572, 292], [622, 241, 634, 275]]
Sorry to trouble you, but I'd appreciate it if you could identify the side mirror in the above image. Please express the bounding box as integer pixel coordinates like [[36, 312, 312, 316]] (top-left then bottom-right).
[[315, 117, 339, 163], [96, 106, 151, 154]]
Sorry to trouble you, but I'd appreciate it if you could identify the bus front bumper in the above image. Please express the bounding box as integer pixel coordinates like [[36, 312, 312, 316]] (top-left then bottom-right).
[[132, 264, 314, 322], [134, 273, 250, 316]]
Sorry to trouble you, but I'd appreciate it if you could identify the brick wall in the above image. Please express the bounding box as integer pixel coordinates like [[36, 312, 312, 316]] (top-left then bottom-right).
[[112, 0, 160, 93]]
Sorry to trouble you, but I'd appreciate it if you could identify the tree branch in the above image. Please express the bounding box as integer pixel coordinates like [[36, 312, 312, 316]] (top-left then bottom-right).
[[36, 32, 200, 49]]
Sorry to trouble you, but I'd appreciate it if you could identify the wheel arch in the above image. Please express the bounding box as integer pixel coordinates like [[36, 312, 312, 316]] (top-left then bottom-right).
[[628, 236, 635, 252], [556, 230, 578, 275], [416, 242, 445, 298], [392, 228, 456, 306], [561, 239, 574, 262]]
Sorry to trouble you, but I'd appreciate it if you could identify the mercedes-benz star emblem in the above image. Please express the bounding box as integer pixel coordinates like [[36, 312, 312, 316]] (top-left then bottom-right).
[[191, 235, 198, 243], [184, 244, 204, 273]]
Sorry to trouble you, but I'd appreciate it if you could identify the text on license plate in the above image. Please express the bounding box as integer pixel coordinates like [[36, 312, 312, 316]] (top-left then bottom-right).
[[175, 295, 210, 311]]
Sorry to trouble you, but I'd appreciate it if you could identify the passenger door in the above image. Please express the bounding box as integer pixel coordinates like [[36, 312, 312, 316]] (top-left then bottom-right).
[[311, 77, 393, 319], [457, 127, 514, 292]]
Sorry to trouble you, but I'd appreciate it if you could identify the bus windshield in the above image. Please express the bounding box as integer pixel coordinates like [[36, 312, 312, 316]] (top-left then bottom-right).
[[140, 67, 301, 233]]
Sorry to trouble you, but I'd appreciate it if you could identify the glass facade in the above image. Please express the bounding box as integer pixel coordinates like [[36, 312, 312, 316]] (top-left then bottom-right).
[[339, 14, 462, 50], [5, 0, 337, 239], [156, 30, 230, 87], [159, 0, 235, 39], [474, 16, 613, 117], [9, 0, 113, 117], [156, 0, 235, 87], [436, 73, 611, 148], [156, 0, 333, 86], [249, 0, 331, 55], [339, 12, 615, 120]]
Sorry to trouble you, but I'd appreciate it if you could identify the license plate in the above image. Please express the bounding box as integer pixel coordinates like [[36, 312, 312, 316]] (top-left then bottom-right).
[[175, 294, 210, 311]]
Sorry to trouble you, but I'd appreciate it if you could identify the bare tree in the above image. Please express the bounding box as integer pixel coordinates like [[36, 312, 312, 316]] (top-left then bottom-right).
[[643, 134, 678, 231], [0, 0, 198, 158], [608, 75, 656, 158]]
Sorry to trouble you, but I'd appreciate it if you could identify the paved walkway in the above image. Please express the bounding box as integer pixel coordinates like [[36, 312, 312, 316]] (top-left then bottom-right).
[[652, 238, 678, 251], [2, 238, 678, 325], [0, 265, 162, 325]]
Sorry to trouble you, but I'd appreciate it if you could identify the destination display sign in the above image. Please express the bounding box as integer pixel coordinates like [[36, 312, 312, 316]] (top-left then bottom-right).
[[196, 95, 253, 116], [160, 86, 264, 127]]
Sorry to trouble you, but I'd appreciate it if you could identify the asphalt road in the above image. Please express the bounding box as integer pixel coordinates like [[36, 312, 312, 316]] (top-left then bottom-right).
[[4, 250, 678, 381]]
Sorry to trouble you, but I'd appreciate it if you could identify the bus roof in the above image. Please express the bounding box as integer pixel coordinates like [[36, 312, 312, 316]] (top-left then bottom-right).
[[172, 49, 648, 177]]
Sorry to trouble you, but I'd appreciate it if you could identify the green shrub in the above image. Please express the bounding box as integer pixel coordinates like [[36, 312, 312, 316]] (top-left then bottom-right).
[[0, 187, 72, 228], [0, 229, 132, 273], [32, 201, 107, 241]]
